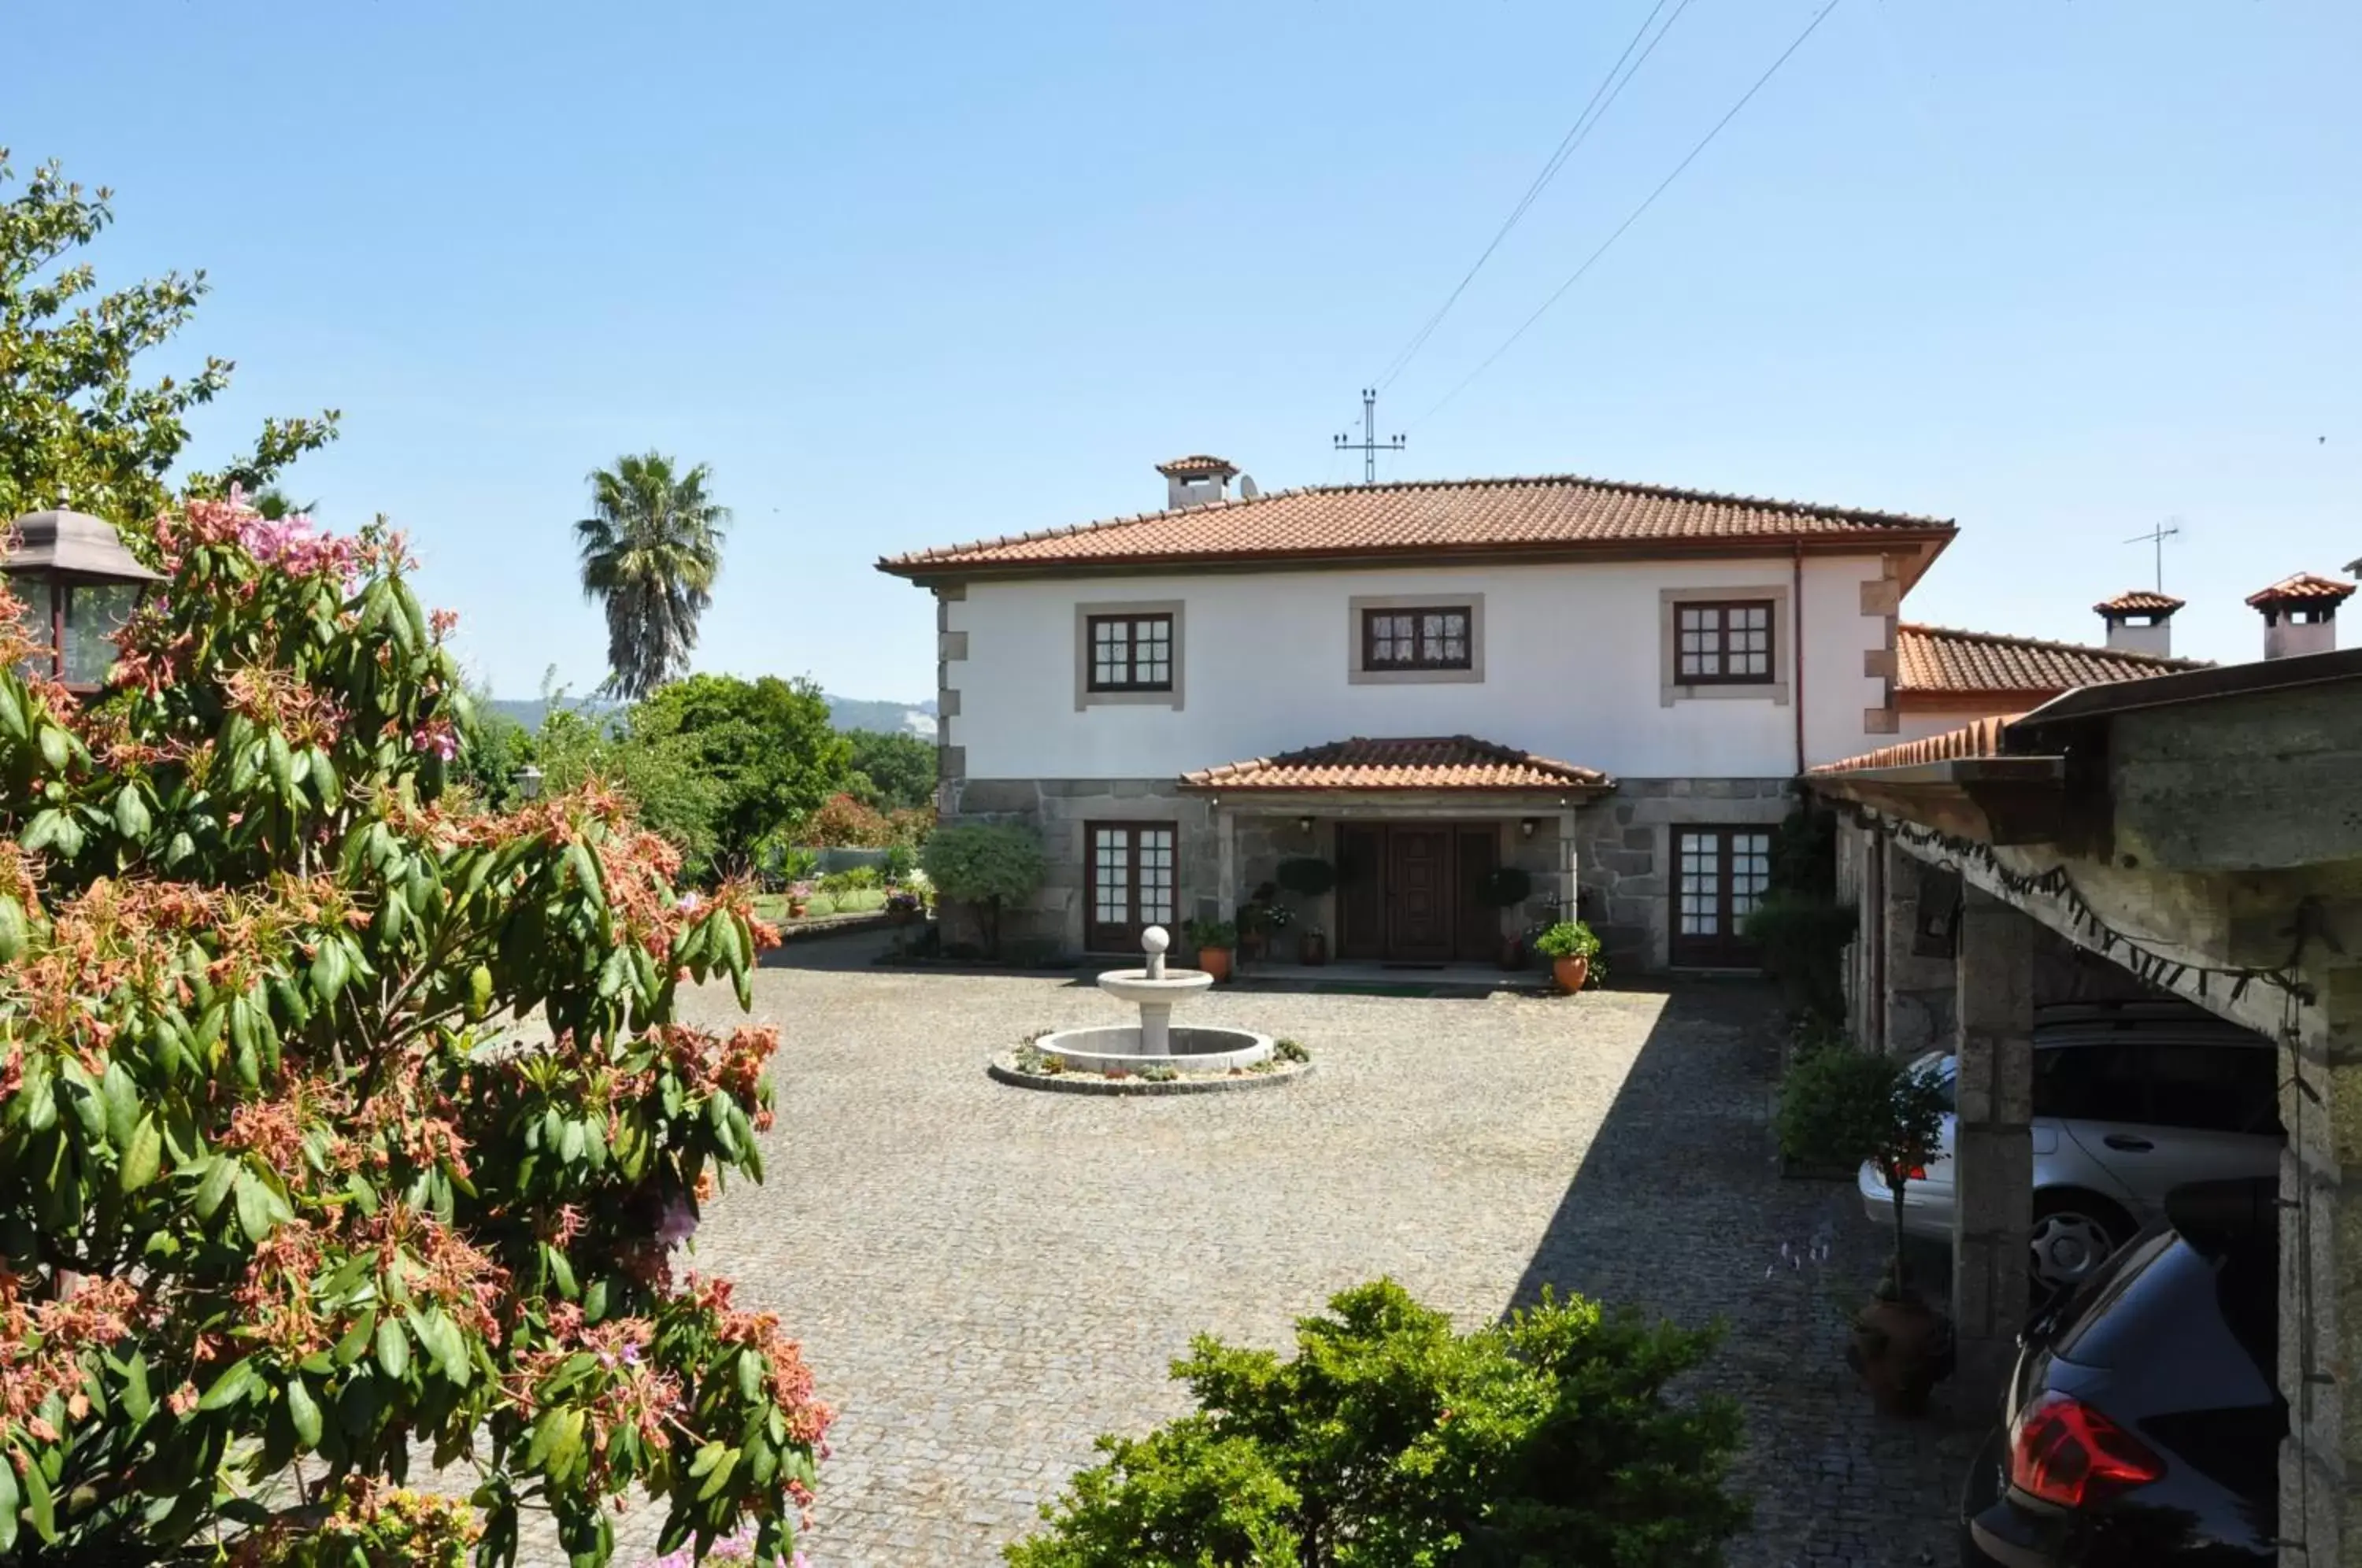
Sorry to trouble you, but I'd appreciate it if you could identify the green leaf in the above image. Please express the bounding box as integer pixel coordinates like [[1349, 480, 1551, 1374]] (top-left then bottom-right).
[[543, 1408, 584, 1481], [0, 894, 26, 963], [310, 940, 348, 1004], [285, 1376, 324, 1448], [736, 1348, 764, 1402], [37, 723, 72, 776], [335, 1310, 377, 1369], [468, 963, 494, 1020], [687, 1440, 727, 1478], [194, 1156, 238, 1219], [101, 1060, 140, 1151], [199, 1356, 258, 1411], [113, 784, 151, 841], [119, 1114, 162, 1192], [559, 1119, 586, 1164], [235, 1169, 274, 1243], [120, 1352, 153, 1425], [266, 728, 296, 799], [373, 1316, 409, 1381], [0, 679, 24, 741], [17, 1444, 54, 1543], [0, 1445, 17, 1553], [695, 1447, 739, 1501]]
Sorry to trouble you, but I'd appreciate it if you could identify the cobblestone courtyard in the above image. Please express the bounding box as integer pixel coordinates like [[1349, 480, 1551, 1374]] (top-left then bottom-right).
[[506, 936, 1978, 1566]]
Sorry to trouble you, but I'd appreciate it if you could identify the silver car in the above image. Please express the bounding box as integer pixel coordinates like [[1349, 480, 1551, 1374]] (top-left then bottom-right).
[[1857, 1000, 2282, 1293]]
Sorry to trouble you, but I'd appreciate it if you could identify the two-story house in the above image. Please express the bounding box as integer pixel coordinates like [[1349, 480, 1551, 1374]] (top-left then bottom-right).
[[877, 455, 2201, 971]]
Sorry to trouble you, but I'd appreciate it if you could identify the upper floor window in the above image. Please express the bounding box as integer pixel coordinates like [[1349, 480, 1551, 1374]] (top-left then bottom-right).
[[1675, 600, 1774, 685], [1348, 594, 1486, 685], [1075, 600, 1186, 709], [1363, 606, 1472, 671], [1087, 612, 1173, 690]]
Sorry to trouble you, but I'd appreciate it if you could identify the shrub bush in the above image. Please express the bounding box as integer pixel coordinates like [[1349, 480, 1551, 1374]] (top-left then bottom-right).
[[1532, 919, 1601, 960], [920, 823, 1046, 958], [1775, 1041, 1947, 1296], [1005, 1278, 1746, 1567], [794, 793, 893, 849], [0, 497, 830, 1564], [1272, 857, 1335, 899]]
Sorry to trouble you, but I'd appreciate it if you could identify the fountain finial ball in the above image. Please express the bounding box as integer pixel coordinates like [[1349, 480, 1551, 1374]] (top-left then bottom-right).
[[1141, 926, 1171, 955]]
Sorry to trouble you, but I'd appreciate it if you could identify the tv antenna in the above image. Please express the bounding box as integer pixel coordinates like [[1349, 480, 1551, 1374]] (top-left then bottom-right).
[[1333, 388, 1405, 485], [2124, 519, 2182, 592]]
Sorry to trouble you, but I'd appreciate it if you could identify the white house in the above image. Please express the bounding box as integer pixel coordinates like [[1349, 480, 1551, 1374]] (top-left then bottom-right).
[[878, 455, 2202, 970]]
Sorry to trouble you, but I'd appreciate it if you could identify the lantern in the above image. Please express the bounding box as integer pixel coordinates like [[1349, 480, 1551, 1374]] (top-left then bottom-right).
[[4, 508, 161, 696]]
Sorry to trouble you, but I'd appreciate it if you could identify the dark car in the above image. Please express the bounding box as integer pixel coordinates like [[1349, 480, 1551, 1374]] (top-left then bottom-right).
[[1961, 1178, 2283, 1566]]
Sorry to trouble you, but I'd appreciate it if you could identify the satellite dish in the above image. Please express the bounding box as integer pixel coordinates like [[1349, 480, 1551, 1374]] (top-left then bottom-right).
[[1238, 475, 1261, 501]]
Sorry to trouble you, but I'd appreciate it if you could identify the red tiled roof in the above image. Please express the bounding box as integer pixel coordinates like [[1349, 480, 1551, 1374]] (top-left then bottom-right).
[[1154, 454, 1238, 477], [2092, 590, 2184, 616], [1812, 715, 2020, 775], [2246, 572, 2355, 608], [1896, 624, 2204, 701], [879, 473, 1956, 575], [1179, 736, 1612, 793]]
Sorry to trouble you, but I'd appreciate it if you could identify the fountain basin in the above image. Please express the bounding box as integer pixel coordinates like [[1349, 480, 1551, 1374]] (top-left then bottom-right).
[[1032, 1023, 1273, 1076], [1096, 968, 1216, 1008]]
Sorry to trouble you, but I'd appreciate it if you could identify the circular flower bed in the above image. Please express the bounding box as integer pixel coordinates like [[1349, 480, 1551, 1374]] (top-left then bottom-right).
[[988, 1036, 1313, 1096]]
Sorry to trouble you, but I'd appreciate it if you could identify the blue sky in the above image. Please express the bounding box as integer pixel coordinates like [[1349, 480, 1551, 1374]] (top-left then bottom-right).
[[16, 0, 2357, 700]]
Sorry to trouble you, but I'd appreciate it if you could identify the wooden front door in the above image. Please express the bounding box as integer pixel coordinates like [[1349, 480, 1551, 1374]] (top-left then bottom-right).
[[1085, 822, 1176, 953], [1386, 828, 1455, 963], [1336, 825, 1386, 961], [1669, 825, 1772, 967]]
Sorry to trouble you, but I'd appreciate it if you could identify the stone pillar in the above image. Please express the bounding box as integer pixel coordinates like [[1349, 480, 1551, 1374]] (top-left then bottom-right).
[[2286, 964, 2361, 1566], [1951, 886, 2034, 1403], [1557, 807, 1579, 917], [1216, 808, 1237, 922]]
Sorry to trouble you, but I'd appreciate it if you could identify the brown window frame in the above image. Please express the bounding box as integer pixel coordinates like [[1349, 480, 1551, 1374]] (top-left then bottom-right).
[[1673, 599, 1775, 686], [1670, 825, 1774, 967], [1084, 612, 1175, 693], [1360, 605, 1473, 672], [1084, 821, 1179, 952]]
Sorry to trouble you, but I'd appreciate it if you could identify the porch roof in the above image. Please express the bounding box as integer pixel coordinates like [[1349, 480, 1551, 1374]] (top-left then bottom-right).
[[1177, 735, 1614, 795]]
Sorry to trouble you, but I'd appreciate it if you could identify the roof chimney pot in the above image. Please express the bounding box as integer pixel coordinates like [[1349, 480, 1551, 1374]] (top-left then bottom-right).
[[2246, 573, 2354, 660], [2092, 590, 2182, 659], [1154, 454, 1238, 512]]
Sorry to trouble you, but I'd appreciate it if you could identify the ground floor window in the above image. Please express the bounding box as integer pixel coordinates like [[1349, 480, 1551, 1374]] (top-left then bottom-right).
[[1671, 826, 1772, 967], [1086, 822, 1175, 952]]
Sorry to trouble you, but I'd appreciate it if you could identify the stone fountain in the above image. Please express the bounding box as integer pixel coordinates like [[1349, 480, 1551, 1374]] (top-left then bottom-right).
[[1032, 926, 1274, 1075]]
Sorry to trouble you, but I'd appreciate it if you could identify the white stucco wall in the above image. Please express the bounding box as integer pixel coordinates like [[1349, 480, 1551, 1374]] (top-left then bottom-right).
[[946, 556, 1896, 780], [1894, 708, 2020, 745]]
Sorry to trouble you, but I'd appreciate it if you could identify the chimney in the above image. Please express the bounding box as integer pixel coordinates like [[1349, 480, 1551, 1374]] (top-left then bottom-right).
[[2092, 590, 2182, 659], [1155, 454, 1238, 512], [2246, 572, 2355, 660]]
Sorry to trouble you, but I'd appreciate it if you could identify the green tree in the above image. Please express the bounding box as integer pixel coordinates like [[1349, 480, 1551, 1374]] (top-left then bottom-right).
[[843, 728, 936, 813], [0, 150, 338, 523], [533, 704, 724, 882], [628, 675, 852, 879], [1009, 1278, 1747, 1567], [574, 453, 729, 701], [0, 495, 830, 1563], [920, 823, 1045, 957]]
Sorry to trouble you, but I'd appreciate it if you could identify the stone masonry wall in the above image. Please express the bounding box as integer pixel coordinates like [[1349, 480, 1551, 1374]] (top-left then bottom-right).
[[1572, 778, 1797, 971], [941, 778, 1216, 957]]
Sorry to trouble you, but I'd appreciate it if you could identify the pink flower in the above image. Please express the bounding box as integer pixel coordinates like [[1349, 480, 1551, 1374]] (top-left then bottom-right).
[[653, 1194, 698, 1248], [409, 717, 459, 762]]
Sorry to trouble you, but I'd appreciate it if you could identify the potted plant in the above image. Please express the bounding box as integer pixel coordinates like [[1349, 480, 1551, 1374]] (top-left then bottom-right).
[[1275, 856, 1337, 965], [1235, 882, 1289, 967], [786, 879, 814, 919], [1532, 919, 1601, 993], [1775, 1040, 1952, 1416], [1186, 917, 1238, 982], [1478, 865, 1534, 970]]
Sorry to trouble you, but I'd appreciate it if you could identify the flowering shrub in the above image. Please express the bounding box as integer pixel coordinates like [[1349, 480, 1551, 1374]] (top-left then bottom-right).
[[0, 495, 828, 1564], [792, 794, 892, 849]]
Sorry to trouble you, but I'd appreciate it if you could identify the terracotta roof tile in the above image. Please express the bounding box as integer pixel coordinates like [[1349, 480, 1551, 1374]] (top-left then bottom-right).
[[1896, 623, 2204, 700], [1154, 454, 1238, 477], [1179, 736, 1612, 793], [1811, 715, 2020, 775], [880, 473, 1955, 575], [2092, 590, 2184, 616], [2245, 572, 2355, 608]]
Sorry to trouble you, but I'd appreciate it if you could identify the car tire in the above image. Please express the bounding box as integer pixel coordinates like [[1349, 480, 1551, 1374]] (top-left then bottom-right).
[[2029, 1189, 2134, 1296]]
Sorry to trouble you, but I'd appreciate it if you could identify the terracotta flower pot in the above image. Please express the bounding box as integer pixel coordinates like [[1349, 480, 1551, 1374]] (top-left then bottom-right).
[[1551, 955, 1590, 993], [787, 900, 809, 919], [1196, 947, 1233, 983], [1298, 931, 1329, 967], [1498, 936, 1524, 971], [1848, 1294, 1951, 1418]]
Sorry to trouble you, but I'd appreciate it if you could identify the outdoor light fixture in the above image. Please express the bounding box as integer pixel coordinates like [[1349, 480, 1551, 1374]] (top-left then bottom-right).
[[1520, 818, 1536, 838], [511, 764, 545, 801], [1297, 815, 1313, 834], [2, 507, 161, 698]]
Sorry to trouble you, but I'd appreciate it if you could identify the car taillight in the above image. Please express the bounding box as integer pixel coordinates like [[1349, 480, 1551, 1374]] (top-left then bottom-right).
[[2008, 1392, 2164, 1508]]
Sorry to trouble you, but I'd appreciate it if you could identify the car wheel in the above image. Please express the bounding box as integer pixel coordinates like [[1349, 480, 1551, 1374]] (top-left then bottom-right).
[[2028, 1192, 2131, 1294]]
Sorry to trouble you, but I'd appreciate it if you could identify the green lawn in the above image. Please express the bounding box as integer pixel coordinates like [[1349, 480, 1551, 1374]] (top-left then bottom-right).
[[754, 888, 890, 923]]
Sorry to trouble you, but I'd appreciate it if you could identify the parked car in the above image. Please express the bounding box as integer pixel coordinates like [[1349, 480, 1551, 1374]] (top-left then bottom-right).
[[1960, 1177, 2280, 1566], [1857, 1000, 2282, 1294]]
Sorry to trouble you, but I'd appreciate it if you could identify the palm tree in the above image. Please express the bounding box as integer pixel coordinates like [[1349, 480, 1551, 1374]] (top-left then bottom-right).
[[575, 453, 730, 701]]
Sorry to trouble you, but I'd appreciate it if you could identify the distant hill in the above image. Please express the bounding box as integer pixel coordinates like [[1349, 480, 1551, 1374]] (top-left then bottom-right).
[[484, 693, 935, 738]]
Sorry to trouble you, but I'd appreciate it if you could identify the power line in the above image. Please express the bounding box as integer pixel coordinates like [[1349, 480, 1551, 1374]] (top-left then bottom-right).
[[1411, 0, 1846, 429], [1373, 0, 1697, 393]]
